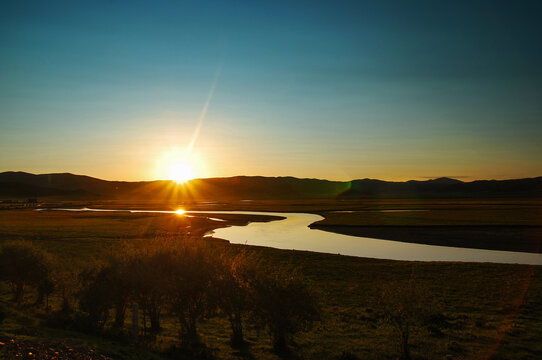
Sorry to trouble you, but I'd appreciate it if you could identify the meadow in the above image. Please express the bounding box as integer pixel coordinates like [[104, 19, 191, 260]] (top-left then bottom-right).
[[1, 203, 541, 359], [311, 203, 542, 253]]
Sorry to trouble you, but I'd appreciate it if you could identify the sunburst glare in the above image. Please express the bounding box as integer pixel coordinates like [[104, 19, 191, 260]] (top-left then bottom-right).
[[168, 161, 194, 183]]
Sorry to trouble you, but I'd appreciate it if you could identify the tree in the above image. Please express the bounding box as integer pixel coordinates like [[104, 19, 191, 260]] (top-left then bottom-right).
[[212, 250, 256, 347], [0, 302, 6, 324], [130, 248, 175, 334], [120, 237, 183, 335], [55, 261, 80, 313], [106, 257, 133, 331], [377, 280, 437, 360], [77, 255, 135, 332], [167, 240, 215, 346], [78, 267, 114, 331], [0, 241, 53, 305], [253, 270, 320, 354], [36, 278, 55, 310]]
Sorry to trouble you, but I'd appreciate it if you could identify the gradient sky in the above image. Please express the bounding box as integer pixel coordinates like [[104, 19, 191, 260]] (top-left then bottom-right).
[[1, 0, 541, 181]]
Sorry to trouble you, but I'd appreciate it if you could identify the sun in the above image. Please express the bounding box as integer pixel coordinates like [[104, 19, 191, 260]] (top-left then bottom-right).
[[155, 146, 204, 183], [168, 161, 195, 183]]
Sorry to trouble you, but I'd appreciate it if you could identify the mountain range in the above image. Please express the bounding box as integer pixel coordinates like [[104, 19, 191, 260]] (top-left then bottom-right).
[[1, 171, 541, 200]]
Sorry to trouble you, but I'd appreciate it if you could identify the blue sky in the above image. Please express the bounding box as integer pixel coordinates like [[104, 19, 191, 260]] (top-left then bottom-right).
[[1, 0, 541, 181]]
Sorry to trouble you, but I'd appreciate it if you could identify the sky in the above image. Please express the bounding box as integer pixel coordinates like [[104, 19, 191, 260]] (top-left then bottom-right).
[[1, 0, 541, 181]]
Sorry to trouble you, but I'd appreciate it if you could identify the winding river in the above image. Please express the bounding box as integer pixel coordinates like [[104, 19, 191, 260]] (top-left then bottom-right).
[[38, 208, 542, 265]]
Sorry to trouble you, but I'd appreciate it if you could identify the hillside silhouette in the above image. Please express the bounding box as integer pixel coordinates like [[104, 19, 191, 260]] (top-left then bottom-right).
[[1, 171, 541, 200]]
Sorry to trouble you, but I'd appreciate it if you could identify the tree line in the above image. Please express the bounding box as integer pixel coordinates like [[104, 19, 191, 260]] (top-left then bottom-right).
[[0, 239, 441, 360], [0, 238, 320, 357]]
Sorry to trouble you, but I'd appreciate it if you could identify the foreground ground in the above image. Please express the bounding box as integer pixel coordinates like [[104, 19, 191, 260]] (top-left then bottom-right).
[[1, 201, 541, 359]]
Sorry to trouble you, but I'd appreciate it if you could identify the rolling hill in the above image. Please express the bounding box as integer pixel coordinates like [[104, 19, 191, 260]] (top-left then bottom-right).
[[1, 171, 541, 201]]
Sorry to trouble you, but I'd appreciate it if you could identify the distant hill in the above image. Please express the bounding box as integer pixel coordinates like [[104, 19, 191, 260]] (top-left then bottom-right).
[[1, 171, 541, 200], [0, 181, 99, 199], [339, 177, 542, 198]]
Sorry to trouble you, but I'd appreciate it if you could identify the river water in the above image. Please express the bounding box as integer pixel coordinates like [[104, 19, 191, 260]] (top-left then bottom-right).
[[38, 208, 541, 265]]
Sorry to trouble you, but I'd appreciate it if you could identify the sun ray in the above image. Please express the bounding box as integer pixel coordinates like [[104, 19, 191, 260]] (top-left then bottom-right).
[[186, 63, 222, 154]]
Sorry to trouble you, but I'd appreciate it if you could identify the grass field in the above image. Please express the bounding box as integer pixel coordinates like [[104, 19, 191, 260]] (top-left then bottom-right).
[[309, 201, 542, 253], [1, 203, 542, 359]]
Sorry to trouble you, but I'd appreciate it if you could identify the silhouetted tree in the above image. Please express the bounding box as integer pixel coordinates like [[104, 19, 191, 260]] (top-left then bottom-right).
[[212, 250, 256, 347], [0, 303, 6, 324], [0, 241, 53, 305], [253, 270, 320, 354], [125, 239, 178, 334], [55, 262, 80, 313], [107, 257, 133, 331], [128, 253, 164, 333], [76, 255, 135, 332], [377, 280, 436, 360], [78, 267, 114, 331], [36, 278, 55, 309], [117, 237, 182, 333], [167, 240, 215, 346]]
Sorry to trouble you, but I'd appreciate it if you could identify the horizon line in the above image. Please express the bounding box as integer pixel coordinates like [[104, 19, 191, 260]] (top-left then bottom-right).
[[2, 170, 542, 184]]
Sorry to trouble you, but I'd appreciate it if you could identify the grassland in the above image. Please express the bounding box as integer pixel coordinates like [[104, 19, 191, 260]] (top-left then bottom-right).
[[309, 200, 542, 253], [1, 202, 542, 359], [46, 197, 542, 253]]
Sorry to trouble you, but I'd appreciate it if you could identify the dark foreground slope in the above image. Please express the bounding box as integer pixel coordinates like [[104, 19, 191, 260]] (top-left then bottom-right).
[[1, 171, 542, 200]]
